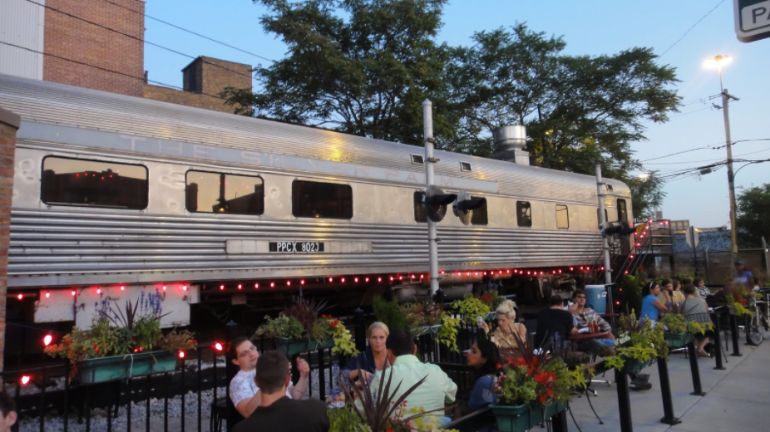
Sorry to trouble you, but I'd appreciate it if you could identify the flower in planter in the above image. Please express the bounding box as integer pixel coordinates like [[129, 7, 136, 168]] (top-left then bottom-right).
[[45, 300, 196, 379], [603, 312, 667, 371]]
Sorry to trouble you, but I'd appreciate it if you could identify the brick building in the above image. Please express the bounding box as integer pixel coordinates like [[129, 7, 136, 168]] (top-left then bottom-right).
[[0, 0, 252, 111]]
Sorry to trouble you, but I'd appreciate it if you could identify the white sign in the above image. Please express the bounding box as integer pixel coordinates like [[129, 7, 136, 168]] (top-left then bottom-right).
[[735, 0, 770, 42]]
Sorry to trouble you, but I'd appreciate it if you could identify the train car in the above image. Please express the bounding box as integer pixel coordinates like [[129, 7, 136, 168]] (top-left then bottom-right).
[[0, 73, 632, 331]]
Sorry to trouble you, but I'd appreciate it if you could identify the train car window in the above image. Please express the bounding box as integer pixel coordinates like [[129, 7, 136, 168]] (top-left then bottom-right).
[[556, 204, 569, 229], [411, 154, 424, 164], [460, 162, 472, 172], [617, 199, 628, 223], [471, 197, 488, 225], [41, 156, 147, 209], [186, 171, 263, 215], [414, 191, 427, 222], [516, 201, 532, 227], [292, 180, 352, 219]]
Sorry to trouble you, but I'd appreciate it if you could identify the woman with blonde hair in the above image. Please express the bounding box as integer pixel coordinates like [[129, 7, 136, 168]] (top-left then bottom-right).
[[479, 299, 528, 357], [341, 321, 390, 383]]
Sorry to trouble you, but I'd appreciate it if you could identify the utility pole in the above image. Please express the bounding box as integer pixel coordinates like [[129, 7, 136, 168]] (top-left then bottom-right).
[[721, 87, 740, 270], [596, 164, 614, 325], [423, 100, 440, 296]]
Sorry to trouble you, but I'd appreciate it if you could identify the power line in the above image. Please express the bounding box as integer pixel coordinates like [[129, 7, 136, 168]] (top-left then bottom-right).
[[0, 40, 228, 102], [22, 0, 258, 86], [100, 0, 275, 63], [659, 0, 726, 57]]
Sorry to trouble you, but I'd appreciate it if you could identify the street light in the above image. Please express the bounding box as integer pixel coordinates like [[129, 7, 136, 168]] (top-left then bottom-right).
[[703, 54, 740, 269]]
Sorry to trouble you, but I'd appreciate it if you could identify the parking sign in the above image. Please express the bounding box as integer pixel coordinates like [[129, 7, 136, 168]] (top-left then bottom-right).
[[735, 0, 770, 42]]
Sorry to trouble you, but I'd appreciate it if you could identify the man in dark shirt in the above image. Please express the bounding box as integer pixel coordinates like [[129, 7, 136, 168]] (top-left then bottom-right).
[[535, 295, 577, 350], [233, 350, 329, 432]]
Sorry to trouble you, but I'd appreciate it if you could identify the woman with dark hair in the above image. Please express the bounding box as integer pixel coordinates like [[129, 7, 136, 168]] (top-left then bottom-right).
[[640, 281, 668, 323], [465, 336, 500, 410]]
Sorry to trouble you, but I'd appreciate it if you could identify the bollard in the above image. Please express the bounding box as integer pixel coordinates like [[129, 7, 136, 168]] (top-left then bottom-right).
[[729, 313, 742, 356], [657, 357, 681, 425], [686, 341, 706, 396], [615, 368, 634, 432], [712, 309, 725, 370], [552, 409, 568, 432]]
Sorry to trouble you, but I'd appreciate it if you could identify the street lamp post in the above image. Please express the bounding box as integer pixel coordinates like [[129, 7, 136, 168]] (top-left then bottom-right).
[[704, 54, 740, 269]]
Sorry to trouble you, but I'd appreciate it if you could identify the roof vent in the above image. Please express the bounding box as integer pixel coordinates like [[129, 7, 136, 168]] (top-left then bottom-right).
[[493, 125, 530, 166]]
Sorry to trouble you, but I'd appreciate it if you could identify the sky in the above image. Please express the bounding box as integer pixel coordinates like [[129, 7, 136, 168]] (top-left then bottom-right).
[[144, 0, 770, 228]]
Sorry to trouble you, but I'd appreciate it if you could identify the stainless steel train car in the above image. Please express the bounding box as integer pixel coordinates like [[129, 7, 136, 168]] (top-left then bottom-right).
[[0, 73, 632, 326]]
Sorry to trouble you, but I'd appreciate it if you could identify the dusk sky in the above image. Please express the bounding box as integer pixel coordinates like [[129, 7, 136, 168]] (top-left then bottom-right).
[[144, 0, 770, 228]]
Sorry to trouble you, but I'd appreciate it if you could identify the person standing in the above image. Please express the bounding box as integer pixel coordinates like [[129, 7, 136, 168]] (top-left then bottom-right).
[[233, 351, 329, 432]]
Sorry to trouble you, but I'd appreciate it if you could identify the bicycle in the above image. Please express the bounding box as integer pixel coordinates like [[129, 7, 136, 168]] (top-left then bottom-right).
[[745, 289, 769, 346]]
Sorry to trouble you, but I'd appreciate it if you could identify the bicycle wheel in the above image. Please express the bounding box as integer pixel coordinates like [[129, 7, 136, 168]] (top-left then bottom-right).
[[748, 316, 764, 346]]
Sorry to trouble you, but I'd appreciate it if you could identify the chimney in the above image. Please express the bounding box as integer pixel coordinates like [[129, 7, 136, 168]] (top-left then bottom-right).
[[493, 125, 530, 165]]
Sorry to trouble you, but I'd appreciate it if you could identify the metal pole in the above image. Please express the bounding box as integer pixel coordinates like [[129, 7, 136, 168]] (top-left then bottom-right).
[[729, 313, 742, 356], [712, 308, 725, 370], [657, 357, 681, 425], [721, 88, 739, 273], [686, 341, 706, 396], [596, 164, 614, 322], [614, 368, 633, 432], [423, 99, 440, 296], [762, 237, 769, 279]]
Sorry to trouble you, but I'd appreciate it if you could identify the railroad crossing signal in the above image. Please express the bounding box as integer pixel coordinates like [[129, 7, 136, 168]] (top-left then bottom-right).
[[735, 0, 770, 42]]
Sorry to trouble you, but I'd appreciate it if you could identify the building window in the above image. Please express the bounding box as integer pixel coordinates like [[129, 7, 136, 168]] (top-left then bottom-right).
[[411, 154, 424, 164], [617, 199, 628, 223], [414, 191, 427, 223], [556, 204, 569, 229], [460, 161, 472, 172], [186, 171, 263, 214], [41, 156, 148, 209], [471, 197, 488, 225], [516, 201, 532, 227], [292, 180, 352, 219]]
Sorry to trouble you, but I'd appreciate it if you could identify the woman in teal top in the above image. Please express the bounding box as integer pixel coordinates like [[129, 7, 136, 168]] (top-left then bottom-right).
[[640, 281, 668, 322]]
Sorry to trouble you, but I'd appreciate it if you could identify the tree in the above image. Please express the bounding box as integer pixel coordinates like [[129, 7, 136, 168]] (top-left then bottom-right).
[[444, 25, 679, 216], [737, 183, 770, 247], [224, 0, 452, 144]]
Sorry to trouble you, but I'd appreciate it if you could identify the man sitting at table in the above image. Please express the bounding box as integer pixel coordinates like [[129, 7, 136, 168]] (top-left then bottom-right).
[[370, 329, 457, 419], [568, 290, 616, 357], [535, 295, 579, 353]]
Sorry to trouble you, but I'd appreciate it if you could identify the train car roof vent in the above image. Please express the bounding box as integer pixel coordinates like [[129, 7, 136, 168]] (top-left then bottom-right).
[[460, 161, 472, 172], [493, 125, 530, 166], [411, 154, 424, 164]]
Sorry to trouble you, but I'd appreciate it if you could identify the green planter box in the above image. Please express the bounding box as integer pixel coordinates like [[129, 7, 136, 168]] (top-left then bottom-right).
[[665, 332, 692, 349], [78, 350, 177, 384], [530, 400, 568, 426], [275, 338, 333, 357], [490, 404, 532, 432], [623, 359, 651, 376]]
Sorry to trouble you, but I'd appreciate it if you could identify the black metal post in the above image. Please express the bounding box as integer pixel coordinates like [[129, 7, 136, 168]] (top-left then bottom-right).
[[712, 310, 725, 370], [729, 314, 742, 356], [656, 357, 681, 425], [686, 342, 706, 396], [614, 369, 633, 432], [745, 315, 754, 345], [552, 409, 569, 432]]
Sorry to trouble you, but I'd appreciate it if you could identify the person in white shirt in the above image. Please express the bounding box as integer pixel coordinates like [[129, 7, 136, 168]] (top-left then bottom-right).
[[228, 337, 310, 418]]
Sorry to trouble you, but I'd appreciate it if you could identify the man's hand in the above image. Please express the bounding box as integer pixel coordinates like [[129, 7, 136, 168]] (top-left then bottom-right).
[[296, 357, 310, 378]]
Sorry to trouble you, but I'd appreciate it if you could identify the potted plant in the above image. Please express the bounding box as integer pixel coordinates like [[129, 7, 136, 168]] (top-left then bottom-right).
[[255, 298, 358, 357], [45, 300, 196, 383], [659, 313, 692, 349], [604, 312, 667, 375], [490, 336, 585, 431], [329, 365, 457, 432]]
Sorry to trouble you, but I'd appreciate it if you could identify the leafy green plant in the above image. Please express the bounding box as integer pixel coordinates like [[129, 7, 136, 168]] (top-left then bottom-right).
[[686, 320, 713, 335], [255, 313, 304, 340], [618, 274, 644, 314], [329, 318, 359, 357], [660, 313, 687, 334], [451, 296, 491, 323], [373, 296, 408, 330], [328, 405, 368, 432], [437, 314, 461, 353], [604, 312, 667, 371]]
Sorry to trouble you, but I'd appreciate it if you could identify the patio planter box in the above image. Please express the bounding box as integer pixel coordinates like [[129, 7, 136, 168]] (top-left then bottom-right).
[[78, 350, 177, 384], [664, 332, 692, 349], [275, 338, 333, 357]]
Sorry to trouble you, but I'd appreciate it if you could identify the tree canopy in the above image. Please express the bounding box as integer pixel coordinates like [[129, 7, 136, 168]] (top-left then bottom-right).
[[737, 182, 770, 247], [228, 0, 680, 218]]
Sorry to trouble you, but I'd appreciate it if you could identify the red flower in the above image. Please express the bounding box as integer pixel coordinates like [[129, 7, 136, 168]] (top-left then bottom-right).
[[329, 319, 339, 329]]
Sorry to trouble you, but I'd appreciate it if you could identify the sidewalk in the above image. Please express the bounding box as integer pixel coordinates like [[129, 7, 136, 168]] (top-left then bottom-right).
[[568, 337, 770, 432]]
